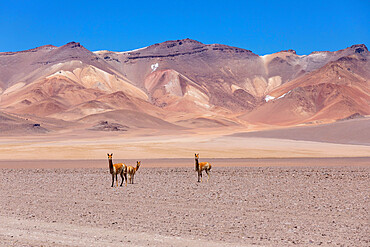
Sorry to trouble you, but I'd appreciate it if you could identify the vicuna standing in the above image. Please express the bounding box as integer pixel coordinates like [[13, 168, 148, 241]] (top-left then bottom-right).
[[107, 153, 127, 187], [195, 153, 211, 182], [127, 161, 141, 184]]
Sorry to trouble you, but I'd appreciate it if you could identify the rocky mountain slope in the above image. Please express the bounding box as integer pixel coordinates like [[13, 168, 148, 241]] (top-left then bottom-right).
[[0, 39, 368, 133]]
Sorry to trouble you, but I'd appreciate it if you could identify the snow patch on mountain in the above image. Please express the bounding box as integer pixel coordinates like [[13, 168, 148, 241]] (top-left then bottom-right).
[[151, 63, 159, 72]]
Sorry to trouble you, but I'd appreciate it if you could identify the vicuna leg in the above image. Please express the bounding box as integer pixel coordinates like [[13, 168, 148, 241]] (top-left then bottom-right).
[[124, 173, 127, 186], [198, 171, 201, 182], [115, 174, 118, 187], [111, 174, 115, 187], [205, 170, 210, 182], [120, 172, 124, 186]]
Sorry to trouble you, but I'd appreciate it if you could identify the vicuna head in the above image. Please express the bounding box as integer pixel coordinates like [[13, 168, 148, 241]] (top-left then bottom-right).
[[136, 161, 141, 170], [107, 153, 114, 174], [195, 153, 200, 171]]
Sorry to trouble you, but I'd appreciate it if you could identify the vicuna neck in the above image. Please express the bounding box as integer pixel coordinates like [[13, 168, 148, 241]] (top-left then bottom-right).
[[108, 159, 113, 174], [195, 158, 199, 171]]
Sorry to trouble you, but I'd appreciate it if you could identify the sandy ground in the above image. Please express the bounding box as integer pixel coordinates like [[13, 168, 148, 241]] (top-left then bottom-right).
[[233, 118, 370, 146], [0, 157, 369, 169], [0, 163, 369, 246], [0, 128, 369, 246], [1, 132, 370, 161]]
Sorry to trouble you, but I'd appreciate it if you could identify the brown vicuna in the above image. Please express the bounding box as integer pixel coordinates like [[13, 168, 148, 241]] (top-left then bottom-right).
[[107, 153, 127, 187], [127, 161, 141, 184], [195, 153, 211, 182]]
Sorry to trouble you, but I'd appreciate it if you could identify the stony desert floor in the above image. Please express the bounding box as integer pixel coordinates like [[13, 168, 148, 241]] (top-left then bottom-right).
[[0, 161, 369, 246], [0, 125, 369, 246]]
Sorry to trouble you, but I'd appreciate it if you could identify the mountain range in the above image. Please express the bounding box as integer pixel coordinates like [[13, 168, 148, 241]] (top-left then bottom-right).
[[0, 39, 369, 134]]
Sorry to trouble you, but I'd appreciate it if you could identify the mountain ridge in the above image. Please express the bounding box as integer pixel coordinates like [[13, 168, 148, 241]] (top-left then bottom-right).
[[0, 39, 369, 134]]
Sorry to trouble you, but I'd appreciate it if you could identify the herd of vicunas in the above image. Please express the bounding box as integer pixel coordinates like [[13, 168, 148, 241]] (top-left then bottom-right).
[[107, 153, 212, 187]]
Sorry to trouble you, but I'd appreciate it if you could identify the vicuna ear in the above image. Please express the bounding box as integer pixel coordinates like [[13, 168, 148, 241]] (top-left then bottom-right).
[[111, 153, 113, 156]]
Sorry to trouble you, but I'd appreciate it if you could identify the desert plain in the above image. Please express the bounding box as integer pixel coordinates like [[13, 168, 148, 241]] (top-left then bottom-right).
[[0, 123, 369, 247]]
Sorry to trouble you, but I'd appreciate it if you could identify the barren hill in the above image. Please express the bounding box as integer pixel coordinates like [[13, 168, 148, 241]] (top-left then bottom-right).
[[241, 49, 370, 125], [0, 40, 369, 134]]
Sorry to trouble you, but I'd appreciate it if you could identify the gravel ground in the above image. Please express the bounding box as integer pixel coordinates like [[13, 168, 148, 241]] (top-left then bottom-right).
[[0, 166, 369, 246]]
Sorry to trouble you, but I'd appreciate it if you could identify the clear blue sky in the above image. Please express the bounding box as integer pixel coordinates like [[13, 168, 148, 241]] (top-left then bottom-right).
[[1, 0, 369, 55]]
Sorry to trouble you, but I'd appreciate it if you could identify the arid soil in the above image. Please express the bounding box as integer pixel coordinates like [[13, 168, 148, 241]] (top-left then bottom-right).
[[233, 118, 370, 145], [1, 130, 370, 161], [1, 162, 369, 246]]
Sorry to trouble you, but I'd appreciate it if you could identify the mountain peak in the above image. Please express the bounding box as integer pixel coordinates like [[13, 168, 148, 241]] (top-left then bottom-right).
[[279, 49, 297, 54], [62, 42, 83, 49], [149, 38, 204, 49], [163, 38, 203, 44], [350, 44, 368, 53]]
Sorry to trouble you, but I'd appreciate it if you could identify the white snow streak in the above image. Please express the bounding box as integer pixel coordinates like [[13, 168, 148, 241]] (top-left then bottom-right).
[[265, 95, 275, 102], [151, 63, 159, 72], [265, 90, 292, 102]]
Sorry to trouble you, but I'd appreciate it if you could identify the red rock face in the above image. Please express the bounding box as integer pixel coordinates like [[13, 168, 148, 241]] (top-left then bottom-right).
[[242, 54, 370, 125], [0, 39, 368, 132]]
